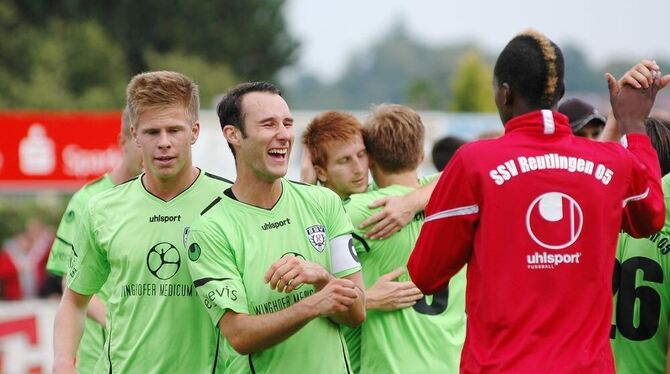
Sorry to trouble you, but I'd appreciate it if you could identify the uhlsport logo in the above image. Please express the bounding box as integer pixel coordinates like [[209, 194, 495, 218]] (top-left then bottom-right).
[[146, 242, 181, 280], [306, 225, 326, 252], [526, 192, 582, 250]]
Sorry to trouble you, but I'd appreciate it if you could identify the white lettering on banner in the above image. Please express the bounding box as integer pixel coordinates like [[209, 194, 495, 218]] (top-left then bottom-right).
[[488, 153, 613, 186], [0, 300, 57, 373], [62, 145, 122, 178]]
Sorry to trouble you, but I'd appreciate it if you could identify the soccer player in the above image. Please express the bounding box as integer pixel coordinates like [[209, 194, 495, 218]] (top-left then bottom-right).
[[408, 29, 667, 372], [46, 107, 142, 373], [301, 111, 437, 241], [345, 104, 465, 373], [53, 71, 230, 373], [301, 110, 426, 372], [186, 82, 365, 373], [610, 117, 670, 374], [603, 60, 670, 374]]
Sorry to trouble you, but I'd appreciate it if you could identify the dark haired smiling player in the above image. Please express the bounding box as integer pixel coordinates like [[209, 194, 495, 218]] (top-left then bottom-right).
[[186, 82, 364, 373], [408, 30, 666, 372]]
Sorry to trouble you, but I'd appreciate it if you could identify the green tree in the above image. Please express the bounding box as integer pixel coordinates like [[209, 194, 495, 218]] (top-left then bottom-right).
[[145, 50, 237, 108], [10, 0, 298, 81], [449, 51, 496, 112]]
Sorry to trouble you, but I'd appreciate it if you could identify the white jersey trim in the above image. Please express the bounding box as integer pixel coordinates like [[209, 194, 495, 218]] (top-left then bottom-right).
[[622, 187, 650, 207], [425, 204, 479, 223], [542, 109, 555, 135], [330, 234, 360, 275]]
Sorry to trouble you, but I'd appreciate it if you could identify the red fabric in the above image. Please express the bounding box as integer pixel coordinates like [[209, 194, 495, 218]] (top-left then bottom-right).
[[408, 110, 665, 373], [0, 250, 21, 300]]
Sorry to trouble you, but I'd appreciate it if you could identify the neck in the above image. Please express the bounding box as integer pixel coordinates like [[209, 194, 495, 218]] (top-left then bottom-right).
[[143, 165, 199, 201], [232, 167, 283, 209], [108, 162, 136, 185], [373, 169, 420, 189]]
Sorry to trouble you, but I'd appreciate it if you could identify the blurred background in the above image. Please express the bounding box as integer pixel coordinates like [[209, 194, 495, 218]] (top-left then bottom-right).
[[0, 0, 668, 371]]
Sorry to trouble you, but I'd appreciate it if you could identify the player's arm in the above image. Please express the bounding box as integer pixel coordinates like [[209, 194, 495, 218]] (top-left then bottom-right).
[[59, 276, 106, 326], [359, 176, 439, 239], [408, 152, 477, 294], [220, 277, 358, 355], [265, 254, 365, 327], [53, 288, 91, 374], [366, 267, 423, 311], [607, 62, 668, 236]]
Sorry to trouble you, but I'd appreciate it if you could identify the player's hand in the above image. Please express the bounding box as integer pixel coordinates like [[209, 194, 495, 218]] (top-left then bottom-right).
[[300, 147, 318, 184], [366, 267, 423, 311], [304, 278, 358, 316], [606, 61, 670, 134], [360, 195, 416, 239], [616, 59, 660, 90], [264, 255, 332, 293]]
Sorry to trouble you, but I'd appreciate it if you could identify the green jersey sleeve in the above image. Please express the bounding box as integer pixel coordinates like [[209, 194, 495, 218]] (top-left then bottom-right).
[[47, 193, 84, 276], [67, 199, 110, 295], [322, 189, 360, 278], [186, 219, 249, 327]]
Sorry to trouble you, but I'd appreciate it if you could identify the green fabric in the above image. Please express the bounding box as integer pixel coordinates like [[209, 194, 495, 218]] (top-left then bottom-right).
[[69, 172, 230, 373], [187, 179, 360, 373], [611, 174, 670, 374], [47, 174, 114, 373], [344, 182, 466, 374]]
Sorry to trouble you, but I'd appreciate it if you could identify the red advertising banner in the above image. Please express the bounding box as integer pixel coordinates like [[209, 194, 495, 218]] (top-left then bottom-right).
[[0, 112, 122, 191]]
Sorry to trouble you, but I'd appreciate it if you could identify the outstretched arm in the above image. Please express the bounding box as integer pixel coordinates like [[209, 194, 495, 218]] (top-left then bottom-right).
[[360, 177, 438, 239]]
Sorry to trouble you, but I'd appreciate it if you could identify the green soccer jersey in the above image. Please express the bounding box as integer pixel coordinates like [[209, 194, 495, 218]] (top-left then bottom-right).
[[47, 174, 114, 374], [186, 179, 361, 374], [345, 182, 466, 374], [68, 170, 231, 373], [611, 174, 670, 374]]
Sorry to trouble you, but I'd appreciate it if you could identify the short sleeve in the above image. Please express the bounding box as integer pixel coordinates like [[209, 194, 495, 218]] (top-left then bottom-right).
[[186, 219, 249, 326], [67, 200, 110, 295], [322, 191, 360, 278], [47, 193, 84, 276]]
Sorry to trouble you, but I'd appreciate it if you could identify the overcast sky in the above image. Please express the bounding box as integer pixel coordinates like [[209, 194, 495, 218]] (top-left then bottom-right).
[[285, 0, 670, 81]]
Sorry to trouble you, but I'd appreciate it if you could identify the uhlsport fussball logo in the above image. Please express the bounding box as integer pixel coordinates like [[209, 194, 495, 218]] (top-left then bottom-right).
[[146, 242, 181, 279], [525, 192, 583, 250]]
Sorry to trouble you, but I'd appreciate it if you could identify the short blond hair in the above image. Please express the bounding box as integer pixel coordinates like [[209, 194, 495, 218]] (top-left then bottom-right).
[[364, 104, 424, 173], [126, 71, 199, 128]]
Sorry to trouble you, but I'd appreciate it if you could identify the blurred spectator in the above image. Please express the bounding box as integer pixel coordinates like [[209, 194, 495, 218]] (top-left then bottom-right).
[[431, 135, 466, 171], [0, 219, 54, 300], [558, 97, 606, 139]]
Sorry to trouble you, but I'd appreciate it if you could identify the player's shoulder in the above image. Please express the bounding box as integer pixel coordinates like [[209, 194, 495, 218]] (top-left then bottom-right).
[[88, 175, 138, 209], [201, 171, 233, 186], [285, 178, 340, 202]]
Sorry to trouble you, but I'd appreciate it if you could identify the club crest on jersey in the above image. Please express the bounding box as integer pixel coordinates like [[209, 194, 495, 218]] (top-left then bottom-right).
[[306, 225, 327, 252], [183, 227, 190, 248]]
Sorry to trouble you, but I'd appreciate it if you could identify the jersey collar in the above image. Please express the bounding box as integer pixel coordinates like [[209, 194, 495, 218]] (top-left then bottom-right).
[[504, 110, 572, 136]]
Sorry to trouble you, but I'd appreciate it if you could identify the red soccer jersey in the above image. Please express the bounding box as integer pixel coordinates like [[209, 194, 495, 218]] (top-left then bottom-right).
[[408, 110, 665, 373]]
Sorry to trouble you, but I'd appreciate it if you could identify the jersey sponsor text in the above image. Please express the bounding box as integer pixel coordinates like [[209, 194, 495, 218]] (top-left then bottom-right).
[[527, 251, 582, 269]]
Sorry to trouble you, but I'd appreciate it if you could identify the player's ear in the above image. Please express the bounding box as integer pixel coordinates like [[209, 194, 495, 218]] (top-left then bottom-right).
[[130, 125, 140, 147], [314, 164, 327, 184], [190, 121, 200, 145], [223, 125, 241, 146]]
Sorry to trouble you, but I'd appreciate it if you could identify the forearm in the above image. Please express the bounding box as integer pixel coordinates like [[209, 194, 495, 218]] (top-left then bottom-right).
[[53, 290, 90, 371], [328, 272, 365, 326], [220, 301, 318, 355], [411, 178, 438, 212], [329, 285, 365, 327], [87, 295, 106, 326]]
